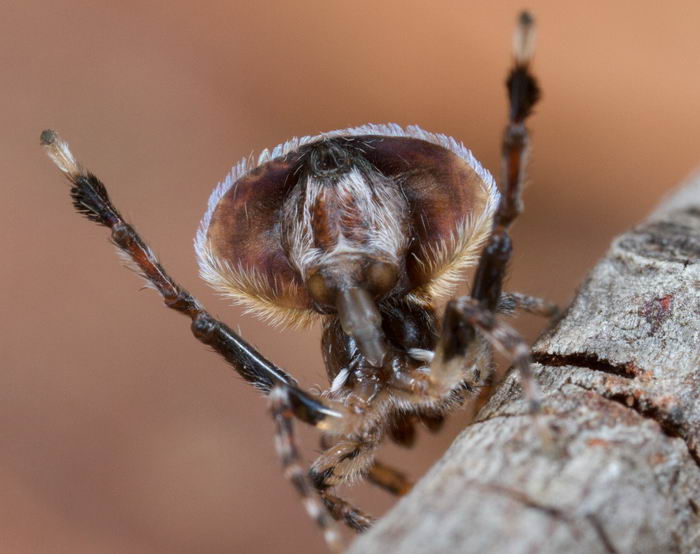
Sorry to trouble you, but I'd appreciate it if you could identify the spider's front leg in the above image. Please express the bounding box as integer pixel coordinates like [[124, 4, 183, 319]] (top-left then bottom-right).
[[471, 11, 539, 311], [41, 130, 347, 552], [436, 12, 545, 424]]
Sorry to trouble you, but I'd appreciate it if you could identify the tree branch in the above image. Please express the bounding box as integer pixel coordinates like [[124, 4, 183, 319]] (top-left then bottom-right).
[[349, 174, 700, 553]]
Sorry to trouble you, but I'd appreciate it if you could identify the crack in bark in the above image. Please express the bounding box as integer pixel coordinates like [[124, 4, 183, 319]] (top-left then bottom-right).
[[532, 352, 637, 379], [568, 382, 700, 470], [465, 481, 581, 537], [585, 514, 619, 554], [467, 480, 625, 553], [530, 351, 699, 469], [604, 392, 700, 469]]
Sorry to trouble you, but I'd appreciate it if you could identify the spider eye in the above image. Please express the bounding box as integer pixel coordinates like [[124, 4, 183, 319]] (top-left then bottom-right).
[[307, 271, 336, 307], [308, 141, 353, 176], [366, 261, 398, 298]]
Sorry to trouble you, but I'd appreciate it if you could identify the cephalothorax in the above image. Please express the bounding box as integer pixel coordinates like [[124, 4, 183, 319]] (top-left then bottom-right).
[[42, 12, 555, 552]]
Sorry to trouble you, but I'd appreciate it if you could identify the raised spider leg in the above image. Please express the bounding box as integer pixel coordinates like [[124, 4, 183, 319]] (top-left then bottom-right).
[[433, 13, 544, 426], [471, 11, 540, 310], [41, 130, 346, 550]]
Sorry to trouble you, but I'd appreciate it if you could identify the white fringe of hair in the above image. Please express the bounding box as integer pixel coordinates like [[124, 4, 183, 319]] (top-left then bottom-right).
[[195, 123, 499, 327]]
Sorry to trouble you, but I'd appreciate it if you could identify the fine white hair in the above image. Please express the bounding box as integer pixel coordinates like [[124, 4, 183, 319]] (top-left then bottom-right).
[[195, 123, 499, 327]]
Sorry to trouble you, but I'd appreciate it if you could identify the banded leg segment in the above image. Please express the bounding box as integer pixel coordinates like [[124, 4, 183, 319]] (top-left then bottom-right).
[[471, 12, 540, 310], [309, 437, 381, 532], [437, 14, 543, 423], [321, 493, 375, 533], [40, 130, 336, 426], [270, 387, 344, 551]]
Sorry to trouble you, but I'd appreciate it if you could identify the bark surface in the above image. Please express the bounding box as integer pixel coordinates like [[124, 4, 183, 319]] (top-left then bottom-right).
[[349, 174, 700, 554]]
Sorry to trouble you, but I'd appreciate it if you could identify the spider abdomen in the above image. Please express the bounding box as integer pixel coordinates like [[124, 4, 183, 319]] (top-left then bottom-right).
[[196, 124, 499, 330]]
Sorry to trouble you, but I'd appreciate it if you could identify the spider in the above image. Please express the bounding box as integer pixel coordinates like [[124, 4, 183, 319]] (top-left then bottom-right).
[[42, 11, 557, 552]]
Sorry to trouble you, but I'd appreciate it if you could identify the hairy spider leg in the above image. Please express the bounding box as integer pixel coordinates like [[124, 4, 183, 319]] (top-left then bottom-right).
[[443, 297, 539, 419], [305, 433, 412, 533], [269, 386, 344, 551], [320, 493, 375, 533], [317, 426, 413, 496], [306, 438, 412, 531], [471, 10, 540, 309], [40, 130, 338, 412], [436, 12, 544, 424], [40, 130, 347, 550]]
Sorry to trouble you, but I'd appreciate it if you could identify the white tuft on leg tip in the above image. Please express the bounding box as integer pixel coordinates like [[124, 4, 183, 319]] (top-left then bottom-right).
[[41, 129, 82, 180], [513, 11, 536, 64]]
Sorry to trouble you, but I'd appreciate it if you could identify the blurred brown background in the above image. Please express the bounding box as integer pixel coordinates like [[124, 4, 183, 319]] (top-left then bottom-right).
[[2, 1, 700, 553]]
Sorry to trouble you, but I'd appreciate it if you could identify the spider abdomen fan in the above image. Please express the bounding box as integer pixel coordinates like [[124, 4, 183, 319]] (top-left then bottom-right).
[[195, 124, 498, 328]]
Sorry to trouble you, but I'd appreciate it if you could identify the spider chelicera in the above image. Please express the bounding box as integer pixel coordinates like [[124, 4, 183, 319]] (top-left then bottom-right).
[[42, 11, 556, 552]]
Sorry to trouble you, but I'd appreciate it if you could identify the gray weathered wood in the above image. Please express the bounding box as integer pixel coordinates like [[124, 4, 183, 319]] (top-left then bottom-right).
[[349, 174, 700, 554]]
